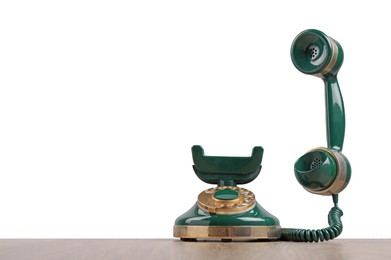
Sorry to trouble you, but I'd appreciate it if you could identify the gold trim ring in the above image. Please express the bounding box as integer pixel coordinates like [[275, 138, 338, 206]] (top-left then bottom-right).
[[320, 37, 338, 76]]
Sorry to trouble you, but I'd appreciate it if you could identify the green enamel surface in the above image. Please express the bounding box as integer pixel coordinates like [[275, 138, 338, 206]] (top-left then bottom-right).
[[214, 189, 239, 200], [324, 75, 345, 151], [174, 202, 280, 227]]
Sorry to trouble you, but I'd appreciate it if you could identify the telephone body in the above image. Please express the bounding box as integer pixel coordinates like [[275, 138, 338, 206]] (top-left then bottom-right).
[[173, 29, 351, 242]]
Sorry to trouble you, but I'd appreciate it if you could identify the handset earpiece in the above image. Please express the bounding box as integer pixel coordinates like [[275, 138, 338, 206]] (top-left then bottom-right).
[[291, 29, 343, 78], [291, 29, 351, 195]]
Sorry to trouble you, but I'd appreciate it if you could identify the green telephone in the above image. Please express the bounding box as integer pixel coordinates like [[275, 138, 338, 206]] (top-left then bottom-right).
[[173, 29, 351, 242]]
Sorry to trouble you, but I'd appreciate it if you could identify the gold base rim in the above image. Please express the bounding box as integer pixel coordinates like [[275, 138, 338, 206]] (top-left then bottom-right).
[[174, 225, 281, 240]]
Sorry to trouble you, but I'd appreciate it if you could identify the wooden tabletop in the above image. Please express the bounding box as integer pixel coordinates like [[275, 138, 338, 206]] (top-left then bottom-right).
[[0, 239, 390, 260]]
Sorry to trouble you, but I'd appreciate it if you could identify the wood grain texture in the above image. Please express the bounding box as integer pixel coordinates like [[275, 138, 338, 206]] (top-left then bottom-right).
[[0, 239, 390, 260]]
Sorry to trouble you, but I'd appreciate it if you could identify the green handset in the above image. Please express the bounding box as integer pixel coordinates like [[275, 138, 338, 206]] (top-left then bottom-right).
[[173, 29, 351, 242], [281, 29, 351, 242], [290, 29, 351, 197]]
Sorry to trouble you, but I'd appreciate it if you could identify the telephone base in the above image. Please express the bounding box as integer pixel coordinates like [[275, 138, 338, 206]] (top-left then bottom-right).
[[174, 202, 281, 241]]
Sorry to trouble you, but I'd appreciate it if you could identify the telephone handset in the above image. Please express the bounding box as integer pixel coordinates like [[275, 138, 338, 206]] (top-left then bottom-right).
[[173, 29, 351, 242]]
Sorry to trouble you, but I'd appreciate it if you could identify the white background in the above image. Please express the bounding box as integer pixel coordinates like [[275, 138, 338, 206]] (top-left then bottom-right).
[[1, 0, 390, 238]]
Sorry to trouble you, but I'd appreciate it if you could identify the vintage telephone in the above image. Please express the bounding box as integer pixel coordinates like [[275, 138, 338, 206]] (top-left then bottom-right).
[[173, 29, 351, 242]]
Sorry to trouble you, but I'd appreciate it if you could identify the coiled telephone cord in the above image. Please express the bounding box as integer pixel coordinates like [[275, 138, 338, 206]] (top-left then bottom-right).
[[280, 195, 343, 242]]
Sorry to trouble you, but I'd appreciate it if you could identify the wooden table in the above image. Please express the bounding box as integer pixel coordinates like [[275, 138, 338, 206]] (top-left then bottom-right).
[[0, 239, 390, 259]]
